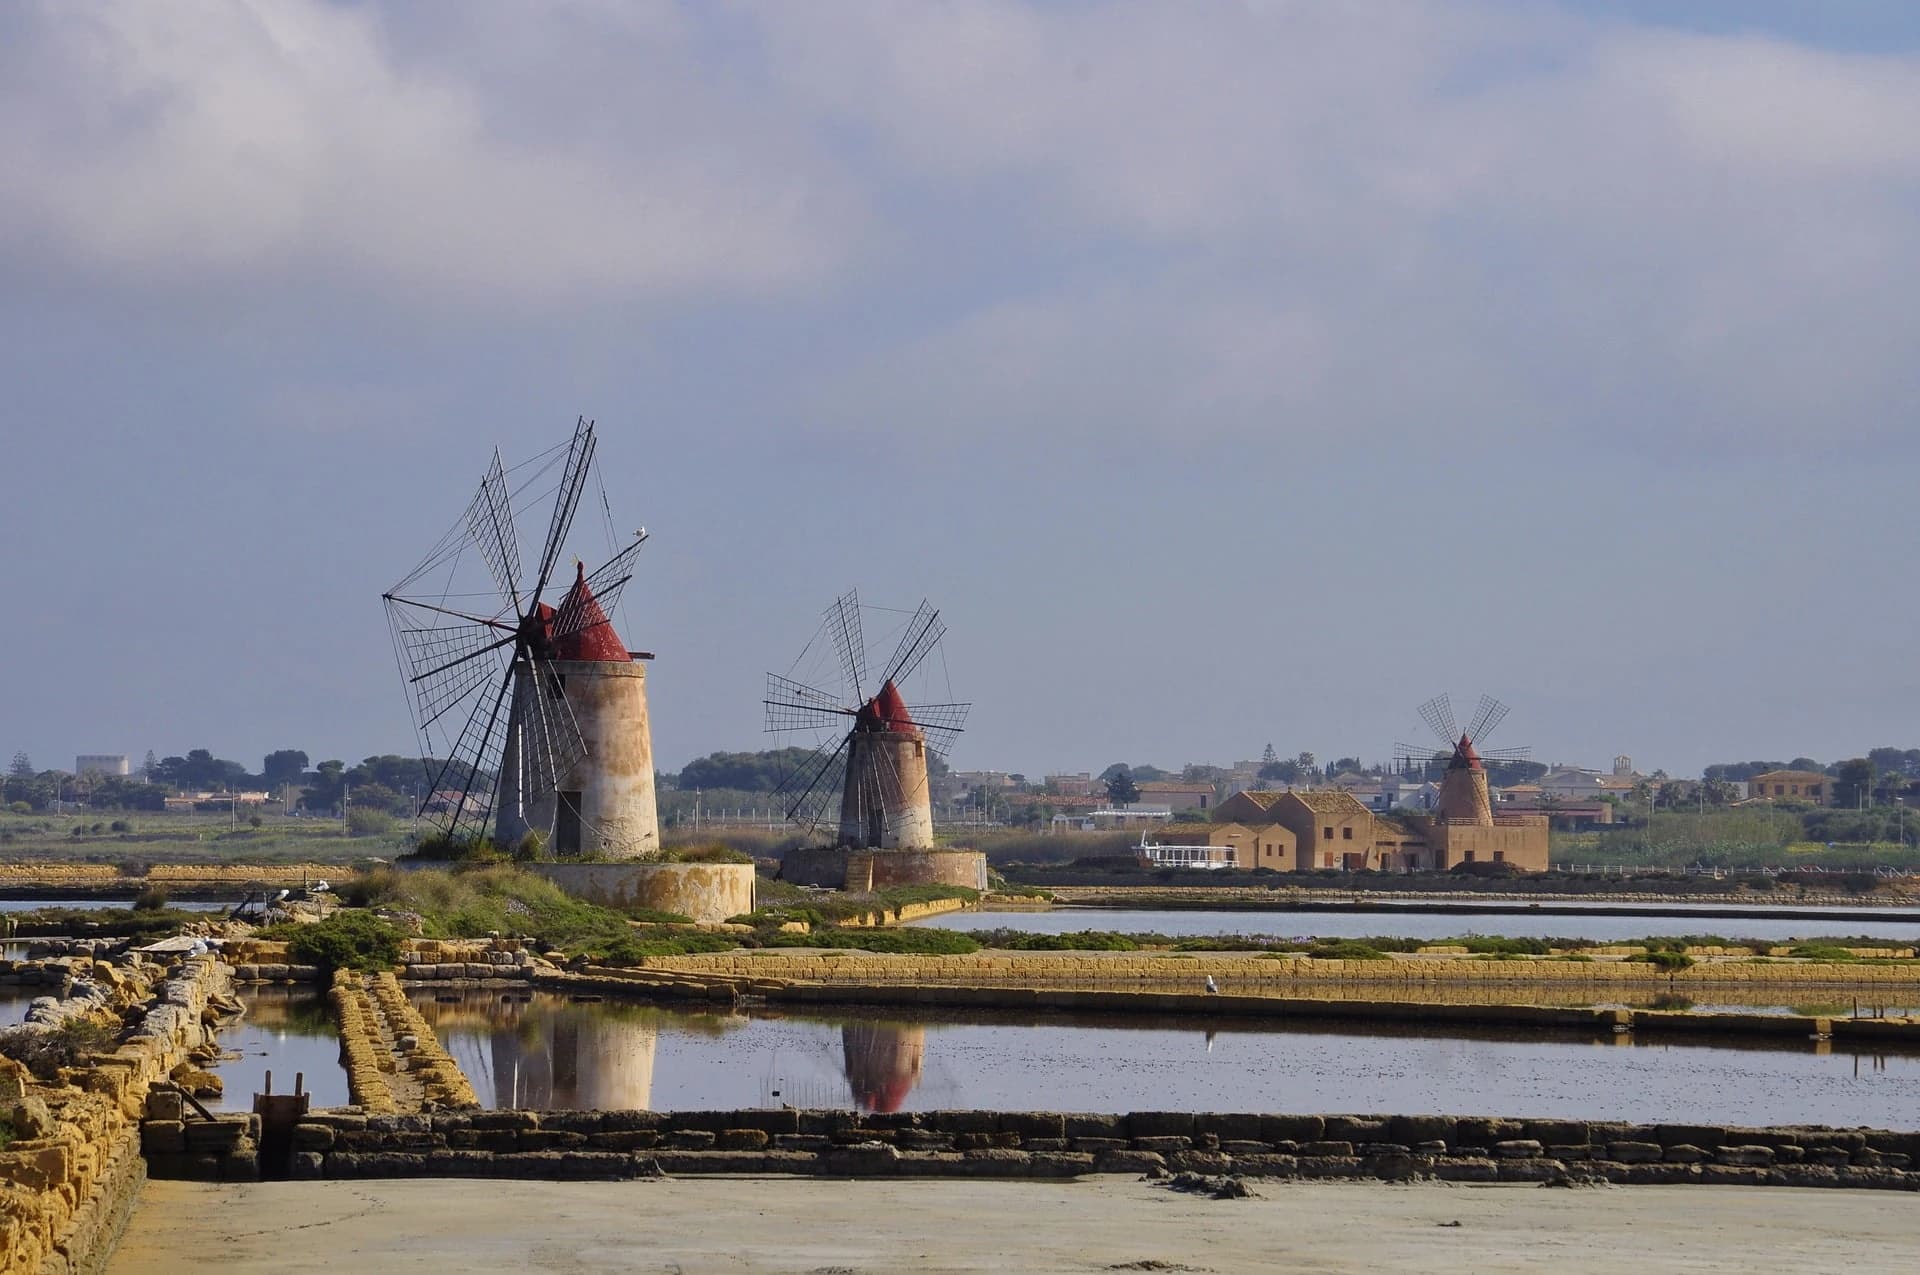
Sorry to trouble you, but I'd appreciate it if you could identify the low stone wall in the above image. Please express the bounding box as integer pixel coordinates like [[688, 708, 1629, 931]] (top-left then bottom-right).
[[366, 974, 478, 1109], [637, 949, 1920, 988], [0, 863, 350, 898], [847, 850, 989, 893], [779, 849, 990, 892], [525, 862, 755, 925], [1, 955, 235, 1275], [128, 1107, 1920, 1191]]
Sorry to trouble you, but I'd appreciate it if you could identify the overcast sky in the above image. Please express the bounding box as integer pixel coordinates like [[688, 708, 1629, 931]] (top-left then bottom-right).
[[4, 0, 1918, 782]]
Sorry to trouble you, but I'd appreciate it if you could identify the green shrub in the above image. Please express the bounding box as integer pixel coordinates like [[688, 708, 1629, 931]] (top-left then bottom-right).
[[131, 884, 168, 912], [274, 910, 405, 974], [0, 1019, 122, 1080], [972, 928, 1139, 951], [7, 801, 29, 815], [345, 808, 395, 837], [1632, 950, 1694, 972], [109, 820, 131, 833], [1307, 941, 1390, 961], [1787, 943, 1859, 963], [764, 927, 980, 955], [657, 843, 753, 865]]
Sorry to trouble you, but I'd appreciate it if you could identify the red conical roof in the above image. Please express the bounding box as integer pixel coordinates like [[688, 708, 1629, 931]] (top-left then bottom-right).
[[871, 680, 915, 730], [551, 562, 630, 662], [1449, 733, 1483, 771]]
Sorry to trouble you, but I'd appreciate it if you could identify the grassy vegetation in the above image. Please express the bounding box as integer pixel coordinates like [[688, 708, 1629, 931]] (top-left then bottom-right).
[[737, 880, 980, 930], [0, 1019, 121, 1081], [261, 910, 405, 974], [1, 906, 219, 937], [334, 866, 702, 960], [1555, 806, 1920, 870], [0, 810, 402, 865], [760, 927, 981, 954]]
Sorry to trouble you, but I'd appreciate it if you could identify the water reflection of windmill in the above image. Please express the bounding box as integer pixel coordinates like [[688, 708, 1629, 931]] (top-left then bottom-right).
[[382, 418, 659, 856], [764, 592, 968, 849], [418, 993, 658, 1111], [1394, 694, 1530, 823]]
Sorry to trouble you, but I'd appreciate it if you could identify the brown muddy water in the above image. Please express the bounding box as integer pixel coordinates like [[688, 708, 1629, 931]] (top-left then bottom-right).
[[406, 987, 1920, 1127]]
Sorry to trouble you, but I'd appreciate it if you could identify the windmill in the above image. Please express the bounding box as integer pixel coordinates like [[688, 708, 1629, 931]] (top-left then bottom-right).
[[382, 417, 658, 857], [763, 592, 968, 849], [1393, 694, 1530, 825]]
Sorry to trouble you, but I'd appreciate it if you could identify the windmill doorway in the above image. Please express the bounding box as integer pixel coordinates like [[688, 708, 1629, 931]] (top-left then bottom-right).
[[556, 792, 583, 855]]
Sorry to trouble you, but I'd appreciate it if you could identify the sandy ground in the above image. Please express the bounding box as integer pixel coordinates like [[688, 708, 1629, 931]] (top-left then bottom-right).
[[108, 1177, 1920, 1275]]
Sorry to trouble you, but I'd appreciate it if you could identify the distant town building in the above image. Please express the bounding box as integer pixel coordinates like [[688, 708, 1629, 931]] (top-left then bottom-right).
[[75, 754, 128, 777], [1044, 772, 1095, 797], [1748, 769, 1830, 805], [1134, 780, 1217, 812]]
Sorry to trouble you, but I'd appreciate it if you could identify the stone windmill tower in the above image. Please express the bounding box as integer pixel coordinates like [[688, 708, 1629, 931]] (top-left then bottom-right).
[[764, 591, 968, 850], [1396, 693, 1530, 824], [384, 418, 658, 857]]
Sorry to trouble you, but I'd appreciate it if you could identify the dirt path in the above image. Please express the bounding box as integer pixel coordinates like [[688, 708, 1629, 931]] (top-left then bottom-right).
[[110, 1177, 1920, 1274]]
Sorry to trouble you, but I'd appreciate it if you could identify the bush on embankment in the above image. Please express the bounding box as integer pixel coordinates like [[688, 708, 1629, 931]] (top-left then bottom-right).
[[761, 927, 981, 955], [264, 910, 405, 974], [329, 865, 701, 960]]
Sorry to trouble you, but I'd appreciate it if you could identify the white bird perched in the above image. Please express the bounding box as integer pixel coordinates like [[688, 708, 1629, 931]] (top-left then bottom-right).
[[312, 880, 330, 893], [274, 888, 291, 903], [1205, 975, 1220, 994]]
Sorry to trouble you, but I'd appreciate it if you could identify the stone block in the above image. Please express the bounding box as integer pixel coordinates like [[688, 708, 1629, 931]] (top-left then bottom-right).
[[1494, 1140, 1544, 1160], [1431, 1158, 1499, 1183], [1028, 1151, 1096, 1177], [1127, 1112, 1196, 1139], [1220, 1141, 1273, 1156], [822, 1142, 904, 1175], [1022, 1138, 1068, 1153], [290, 1124, 335, 1152], [895, 1130, 955, 1151], [1325, 1117, 1389, 1143], [997, 1112, 1064, 1140], [1299, 1141, 1354, 1158], [774, 1134, 832, 1152], [1388, 1115, 1455, 1147], [1260, 1115, 1324, 1143], [718, 1129, 770, 1151], [289, 1152, 324, 1181], [599, 1110, 665, 1132], [1716, 1145, 1775, 1167], [1131, 1136, 1192, 1153], [663, 1130, 717, 1151], [1607, 1141, 1663, 1163], [1230, 1154, 1299, 1177], [468, 1110, 539, 1130], [1523, 1119, 1589, 1147], [586, 1131, 659, 1152], [1654, 1124, 1727, 1149], [1063, 1114, 1123, 1139], [923, 1110, 996, 1135], [1092, 1149, 1166, 1175], [1292, 1156, 1365, 1179], [448, 1129, 521, 1153], [1194, 1113, 1265, 1143], [144, 1091, 183, 1123], [1663, 1145, 1709, 1164], [517, 1131, 588, 1151], [1548, 1144, 1593, 1161], [1457, 1118, 1525, 1144], [184, 1121, 245, 1152], [537, 1111, 605, 1134], [141, 1121, 185, 1155], [1167, 1151, 1233, 1174], [219, 1151, 259, 1183]]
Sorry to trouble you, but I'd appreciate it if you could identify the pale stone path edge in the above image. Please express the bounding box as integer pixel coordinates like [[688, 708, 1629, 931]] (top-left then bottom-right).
[[110, 1177, 1920, 1275]]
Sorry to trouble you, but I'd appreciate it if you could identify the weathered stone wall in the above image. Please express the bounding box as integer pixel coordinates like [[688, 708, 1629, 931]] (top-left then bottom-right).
[[637, 949, 1920, 989], [132, 1106, 1920, 1191], [0, 863, 350, 897], [526, 862, 754, 924], [777, 846, 848, 887], [0, 955, 234, 1275], [845, 850, 988, 893]]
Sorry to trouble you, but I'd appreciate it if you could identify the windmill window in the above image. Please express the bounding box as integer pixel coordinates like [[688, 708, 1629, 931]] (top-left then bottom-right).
[[1342, 826, 1353, 840], [1322, 827, 1333, 840]]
